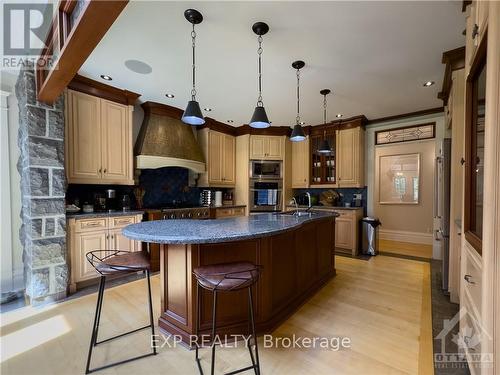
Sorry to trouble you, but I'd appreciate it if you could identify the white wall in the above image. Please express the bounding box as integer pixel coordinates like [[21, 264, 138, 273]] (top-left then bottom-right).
[[0, 78, 23, 294]]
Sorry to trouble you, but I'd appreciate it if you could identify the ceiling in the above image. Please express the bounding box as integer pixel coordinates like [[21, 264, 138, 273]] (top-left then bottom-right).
[[79, 1, 465, 127]]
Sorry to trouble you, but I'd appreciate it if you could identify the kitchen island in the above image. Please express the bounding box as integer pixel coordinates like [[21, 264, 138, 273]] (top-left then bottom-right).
[[123, 212, 337, 346]]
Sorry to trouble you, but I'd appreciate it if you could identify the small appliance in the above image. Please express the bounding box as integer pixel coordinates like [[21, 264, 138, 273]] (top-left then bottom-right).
[[249, 160, 282, 179], [105, 189, 117, 212], [200, 190, 213, 207]]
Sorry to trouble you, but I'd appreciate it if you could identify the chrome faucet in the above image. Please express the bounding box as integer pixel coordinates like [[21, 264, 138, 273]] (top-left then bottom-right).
[[306, 192, 312, 211], [291, 197, 299, 212]]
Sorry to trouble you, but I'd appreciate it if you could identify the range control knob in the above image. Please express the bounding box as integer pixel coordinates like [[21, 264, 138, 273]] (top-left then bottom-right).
[[188, 212, 193, 218], [170, 214, 176, 219]]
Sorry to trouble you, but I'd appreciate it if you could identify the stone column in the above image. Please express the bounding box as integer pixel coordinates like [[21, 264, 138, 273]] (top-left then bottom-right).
[[15, 62, 68, 305]]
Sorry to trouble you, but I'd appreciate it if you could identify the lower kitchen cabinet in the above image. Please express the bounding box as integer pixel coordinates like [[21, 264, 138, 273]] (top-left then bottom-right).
[[68, 214, 143, 291], [212, 206, 246, 218]]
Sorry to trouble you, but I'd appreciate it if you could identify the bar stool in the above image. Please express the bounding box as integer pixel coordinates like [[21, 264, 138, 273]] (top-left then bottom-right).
[[85, 250, 157, 374], [193, 261, 262, 375]]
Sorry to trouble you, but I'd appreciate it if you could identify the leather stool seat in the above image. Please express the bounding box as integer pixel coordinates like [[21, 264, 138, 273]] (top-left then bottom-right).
[[193, 261, 261, 291], [93, 250, 151, 275]]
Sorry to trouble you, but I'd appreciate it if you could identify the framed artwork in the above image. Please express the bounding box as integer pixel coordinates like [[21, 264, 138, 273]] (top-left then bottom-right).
[[379, 153, 420, 204]]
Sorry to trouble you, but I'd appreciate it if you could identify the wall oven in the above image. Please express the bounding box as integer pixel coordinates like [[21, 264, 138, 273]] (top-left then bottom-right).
[[249, 160, 282, 179], [249, 179, 282, 212]]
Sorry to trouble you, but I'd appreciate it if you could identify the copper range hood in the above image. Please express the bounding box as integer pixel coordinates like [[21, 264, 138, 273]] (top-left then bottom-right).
[[134, 101, 205, 173]]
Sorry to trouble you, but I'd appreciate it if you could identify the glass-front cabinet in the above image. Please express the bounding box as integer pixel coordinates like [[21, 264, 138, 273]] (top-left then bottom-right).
[[310, 129, 337, 185]]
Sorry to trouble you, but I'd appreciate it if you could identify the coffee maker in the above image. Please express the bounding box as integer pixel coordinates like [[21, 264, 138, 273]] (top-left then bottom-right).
[[105, 189, 117, 212]]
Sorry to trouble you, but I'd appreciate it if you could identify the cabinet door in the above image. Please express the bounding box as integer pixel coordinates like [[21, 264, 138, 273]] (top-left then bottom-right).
[[67, 90, 102, 182], [109, 229, 138, 252], [335, 217, 353, 250], [222, 134, 235, 184], [292, 137, 309, 187], [75, 230, 108, 282], [208, 131, 223, 183], [337, 128, 360, 187], [266, 136, 283, 160], [101, 100, 132, 183], [250, 136, 266, 159]]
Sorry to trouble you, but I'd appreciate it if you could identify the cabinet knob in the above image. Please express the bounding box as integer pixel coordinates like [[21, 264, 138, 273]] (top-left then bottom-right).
[[99, 168, 102, 173], [460, 157, 466, 165], [103, 169, 107, 173], [464, 274, 475, 284]]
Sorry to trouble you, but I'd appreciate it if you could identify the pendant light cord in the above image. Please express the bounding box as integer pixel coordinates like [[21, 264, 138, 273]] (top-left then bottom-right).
[[257, 35, 263, 107], [323, 93, 327, 124], [191, 24, 197, 100], [296, 68, 301, 125]]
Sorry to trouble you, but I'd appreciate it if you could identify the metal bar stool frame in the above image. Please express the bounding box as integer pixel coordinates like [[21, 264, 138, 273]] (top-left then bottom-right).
[[194, 264, 262, 375], [85, 249, 157, 374]]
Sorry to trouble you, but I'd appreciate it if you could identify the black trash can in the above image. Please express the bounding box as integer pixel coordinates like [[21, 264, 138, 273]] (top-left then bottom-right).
[[360, 217, 381, 255]]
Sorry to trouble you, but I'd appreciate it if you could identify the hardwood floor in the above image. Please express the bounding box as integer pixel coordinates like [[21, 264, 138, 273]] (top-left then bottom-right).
[[379, 239, 433, 259], [0, 255, 433, 375]]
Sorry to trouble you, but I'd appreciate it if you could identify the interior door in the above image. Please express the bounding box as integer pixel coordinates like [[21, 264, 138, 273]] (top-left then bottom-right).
[[67, 90, 102, 181], [101, 100, 130, 183]]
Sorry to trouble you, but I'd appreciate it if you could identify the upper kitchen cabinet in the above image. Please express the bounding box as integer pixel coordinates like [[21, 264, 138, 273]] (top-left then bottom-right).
[[292, 136, 310, 188], [337, 125, 365, 188], [65, 76, 140, 185], [250, 135, 284, 160], [197, 128, 236, 187], [307, 117, 365, 188], [465, 1, 488, 76]]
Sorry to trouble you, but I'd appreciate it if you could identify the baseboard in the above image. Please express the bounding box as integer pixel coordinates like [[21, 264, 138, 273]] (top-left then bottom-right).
[[379, 229, 433, 245]]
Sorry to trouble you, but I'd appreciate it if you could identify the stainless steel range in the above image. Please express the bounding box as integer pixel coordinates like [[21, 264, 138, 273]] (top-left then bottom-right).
[[160, 206, 211, 220]]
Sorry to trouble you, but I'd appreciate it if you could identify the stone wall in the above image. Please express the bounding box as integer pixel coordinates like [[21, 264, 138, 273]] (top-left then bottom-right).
[[16, 62, 68, 304]]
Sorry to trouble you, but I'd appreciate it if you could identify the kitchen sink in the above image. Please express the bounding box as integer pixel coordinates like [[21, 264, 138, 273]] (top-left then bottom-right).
[[279, 210, 318, 217]]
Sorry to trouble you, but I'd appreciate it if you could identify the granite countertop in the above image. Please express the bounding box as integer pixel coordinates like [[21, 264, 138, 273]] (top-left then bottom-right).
[[286, 205, 363, 211], [66, 210, 145, 219], [123, 211, 338, 245]]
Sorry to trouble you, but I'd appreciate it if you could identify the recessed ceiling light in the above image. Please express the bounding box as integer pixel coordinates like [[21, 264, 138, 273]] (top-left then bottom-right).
[[336, 114, 343, 118], [165, 93, 175, 98], [423, 81, 435, 87], [227, 120, 234, 123], [100, 75, 112, 81], [299, 121, 305, 125], [203, 108, 212, 112]]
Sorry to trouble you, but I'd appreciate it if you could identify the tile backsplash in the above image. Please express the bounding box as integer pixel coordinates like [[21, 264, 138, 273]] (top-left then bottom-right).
[[139, 167, 202, 208], [293, 187, 368, 214]]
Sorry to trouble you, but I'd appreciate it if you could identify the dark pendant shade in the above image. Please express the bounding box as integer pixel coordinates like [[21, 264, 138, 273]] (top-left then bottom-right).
[[250, 106, 270, 128], [290, 124, 306, 142], [182, 100, 205, 125], [318, 139, 332, 154]]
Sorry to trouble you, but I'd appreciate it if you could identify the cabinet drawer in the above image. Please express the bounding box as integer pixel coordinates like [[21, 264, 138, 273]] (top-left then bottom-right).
[[232, 207, 245, 216], [462, 245, 482, 316], [215, 208, 234, 218], [460, 291, 482, 369], [333, 210, 354, 217], [110, 216, 137, 228], [75, 218, 107, 232]]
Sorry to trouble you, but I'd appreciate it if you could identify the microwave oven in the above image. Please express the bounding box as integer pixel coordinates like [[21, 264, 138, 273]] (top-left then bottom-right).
[[249, 160, 282, 179]]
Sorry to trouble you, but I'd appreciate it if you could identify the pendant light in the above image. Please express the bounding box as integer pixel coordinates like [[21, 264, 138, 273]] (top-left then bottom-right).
[[318, 89, 333, 154], [182, 9, 205, 126], [249, 22, 270, 128], [290, 60, 306, 142]]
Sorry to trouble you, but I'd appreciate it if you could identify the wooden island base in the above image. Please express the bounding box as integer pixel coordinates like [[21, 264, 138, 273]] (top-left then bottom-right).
[[158, 216, 336, 346]]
